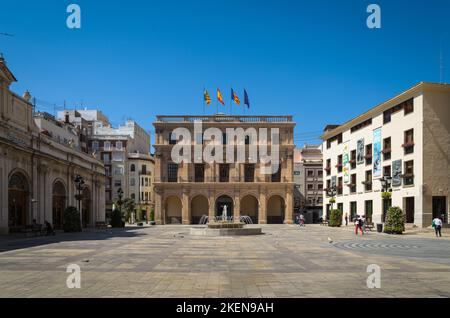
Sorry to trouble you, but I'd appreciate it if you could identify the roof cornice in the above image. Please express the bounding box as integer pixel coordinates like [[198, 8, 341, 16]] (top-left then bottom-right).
[[321, 82, 450, 140]]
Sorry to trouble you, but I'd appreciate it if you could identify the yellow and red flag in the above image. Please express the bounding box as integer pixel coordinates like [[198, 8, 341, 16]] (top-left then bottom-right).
[[217, 88, 225, 105], [231, 88, 240, 105], [203, 89, 211, 105]]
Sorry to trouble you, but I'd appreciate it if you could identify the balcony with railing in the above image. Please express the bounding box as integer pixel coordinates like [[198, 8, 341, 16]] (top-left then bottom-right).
[[155, 115, 294, 123]]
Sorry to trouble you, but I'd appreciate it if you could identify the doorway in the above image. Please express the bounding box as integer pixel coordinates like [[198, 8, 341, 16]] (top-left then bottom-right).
[[405, 197, 415, 223], [215, 195, 233, 217], [433, 196, 447, 223]]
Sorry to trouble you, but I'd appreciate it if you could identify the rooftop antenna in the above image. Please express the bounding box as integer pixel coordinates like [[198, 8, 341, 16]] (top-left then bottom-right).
[[440, 45, 445, 84]]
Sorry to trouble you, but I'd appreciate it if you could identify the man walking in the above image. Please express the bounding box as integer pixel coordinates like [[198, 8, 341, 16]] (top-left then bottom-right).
[[344, 213, 348, 226], [433, 217, 443, 237]]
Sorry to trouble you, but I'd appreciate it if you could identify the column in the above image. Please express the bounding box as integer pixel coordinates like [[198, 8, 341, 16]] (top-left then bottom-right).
[[259, 189, 267, 224], [182, 188, 190, 224], [0, 153, 7, 234], [155, 188, 163, 225], [233, 192, 240, 221], [284, 188, 293, 224], [208, 191, 215, 220]]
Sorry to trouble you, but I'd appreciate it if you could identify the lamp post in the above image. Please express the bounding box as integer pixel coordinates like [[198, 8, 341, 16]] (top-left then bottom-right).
[[74, 174, 85, 226], [379, 176, 392, 222], [326, 185, 337, 221], [117, 187, 124, 213]]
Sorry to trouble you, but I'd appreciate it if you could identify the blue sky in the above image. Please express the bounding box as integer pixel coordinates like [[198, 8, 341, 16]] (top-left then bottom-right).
[[1, 0, 449, 147]]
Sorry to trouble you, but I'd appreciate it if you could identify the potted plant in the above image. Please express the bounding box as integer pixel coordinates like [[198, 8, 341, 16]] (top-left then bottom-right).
[[381, 191, 392, 200], [110, 209, 125, 228], [63, 206, 82, 233], [329, 209, 343, 227], [384, 206, 405, 234]]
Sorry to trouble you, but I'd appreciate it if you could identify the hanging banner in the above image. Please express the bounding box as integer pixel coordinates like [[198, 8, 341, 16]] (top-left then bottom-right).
[[373, 128, 382, 178], [331, 176, 337, 189], [343, 141, 350, 183], [392, 159, 402, 187], [356, 138, 365, 164]]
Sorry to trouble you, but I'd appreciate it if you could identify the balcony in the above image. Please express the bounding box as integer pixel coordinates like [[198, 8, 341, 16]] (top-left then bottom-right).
[[156, 115, 294, 123]]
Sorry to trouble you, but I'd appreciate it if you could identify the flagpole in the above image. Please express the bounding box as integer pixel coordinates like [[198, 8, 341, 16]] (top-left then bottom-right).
[[216, 89, 218, 114], [230, 86, 232, 115], [203, 86, 205, 115]]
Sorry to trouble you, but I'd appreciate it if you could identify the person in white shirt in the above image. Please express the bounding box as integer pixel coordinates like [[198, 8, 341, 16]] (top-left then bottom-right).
[[433, 217, 443, 237]]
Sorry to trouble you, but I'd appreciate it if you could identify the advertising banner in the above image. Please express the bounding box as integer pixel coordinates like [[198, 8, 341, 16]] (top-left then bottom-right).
[[373, 128, 382, 178]]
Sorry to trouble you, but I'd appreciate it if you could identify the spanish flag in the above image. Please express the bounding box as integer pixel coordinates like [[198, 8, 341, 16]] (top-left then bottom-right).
[[231, 89, 240, 105], [203, 89, 211, 105], [217, 88, 225, 105]]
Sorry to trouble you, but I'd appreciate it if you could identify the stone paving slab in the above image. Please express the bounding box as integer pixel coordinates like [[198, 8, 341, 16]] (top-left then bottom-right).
[[1, 225, 450, 297]]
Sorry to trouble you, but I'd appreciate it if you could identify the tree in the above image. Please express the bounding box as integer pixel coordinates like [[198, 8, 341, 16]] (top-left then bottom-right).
[[63, 206, 82, 232], [329, 209, 343, 227], [150, 208, 155, 224], [122, 198, 136, 223], [110, 209, 124, 228], [384, 206, 405, 234]]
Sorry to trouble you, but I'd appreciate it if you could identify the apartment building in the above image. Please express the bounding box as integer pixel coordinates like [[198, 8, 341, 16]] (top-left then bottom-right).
[[294, 145, 323, 223], [128, 152, 155, 222], [58, 110, 151, 215], [153, 115, 295, 225], [322, 83, 450, 227]]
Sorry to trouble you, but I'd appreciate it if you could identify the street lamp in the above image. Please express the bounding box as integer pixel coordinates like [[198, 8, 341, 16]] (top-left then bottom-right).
[[326, 185, 337, 220], [74, 174, 85, 226], [117, 187, 124, 212], [379, 176, 392, 222]]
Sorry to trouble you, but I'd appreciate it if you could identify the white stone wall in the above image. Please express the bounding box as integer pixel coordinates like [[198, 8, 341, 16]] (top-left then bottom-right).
[[323, 92, 425, 226]]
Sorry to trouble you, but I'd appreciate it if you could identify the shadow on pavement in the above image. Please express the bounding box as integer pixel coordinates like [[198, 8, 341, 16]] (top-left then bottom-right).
[[0, 227, 150, 253]]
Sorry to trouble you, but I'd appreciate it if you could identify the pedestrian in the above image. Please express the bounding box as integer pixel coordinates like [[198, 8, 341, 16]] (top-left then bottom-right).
[[361, 215, 366, 233], [432, 217, 443, 238], [354, 215, 363, 236], [295, 215, 299, 225], [299, 214, 305, 227], [45, 220, 55, 236], [344, 213, 348, 226]]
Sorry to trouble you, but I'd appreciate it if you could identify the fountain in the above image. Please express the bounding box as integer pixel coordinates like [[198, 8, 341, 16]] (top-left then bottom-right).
[[190, 205, 263, 236]]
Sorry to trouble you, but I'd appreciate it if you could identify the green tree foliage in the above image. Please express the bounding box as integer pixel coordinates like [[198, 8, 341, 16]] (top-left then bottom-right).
[[329, 209, 343, 227], [63, 206, 82, 233], [110, 209, 124, 228], [384, 206, 405, 234]]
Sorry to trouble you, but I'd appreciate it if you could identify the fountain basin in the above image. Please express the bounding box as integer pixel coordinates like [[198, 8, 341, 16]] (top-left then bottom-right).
[[190, 225, 263, 236], [207, 221, 245, 229]]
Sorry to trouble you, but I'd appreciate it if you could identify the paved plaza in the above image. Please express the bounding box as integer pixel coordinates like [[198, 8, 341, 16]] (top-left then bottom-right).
[[1, 225, 450, 298]]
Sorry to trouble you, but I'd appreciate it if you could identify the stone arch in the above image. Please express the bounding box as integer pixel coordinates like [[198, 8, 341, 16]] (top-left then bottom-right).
[[215, 194, 234, 217], [8, 170, 30, 231], [164, 195, 182, 224], [240, 194, 259, 224], [267, 195, 285, 224], [190, 195, 209, 224], [52, 179, 67, 229]]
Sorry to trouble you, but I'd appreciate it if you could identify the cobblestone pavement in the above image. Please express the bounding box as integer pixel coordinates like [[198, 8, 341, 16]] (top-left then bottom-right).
[[1, 224, 450, 298]]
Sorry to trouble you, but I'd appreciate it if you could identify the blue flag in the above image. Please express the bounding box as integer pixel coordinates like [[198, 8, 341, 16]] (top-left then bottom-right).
[[244, 89, 250, 108]]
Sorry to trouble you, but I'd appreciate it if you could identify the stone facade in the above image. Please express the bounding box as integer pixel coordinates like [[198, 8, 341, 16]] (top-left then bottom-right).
[[153, 115, 295, 225], [0, 58, 106, 234], [321, 83, 450, 227]]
